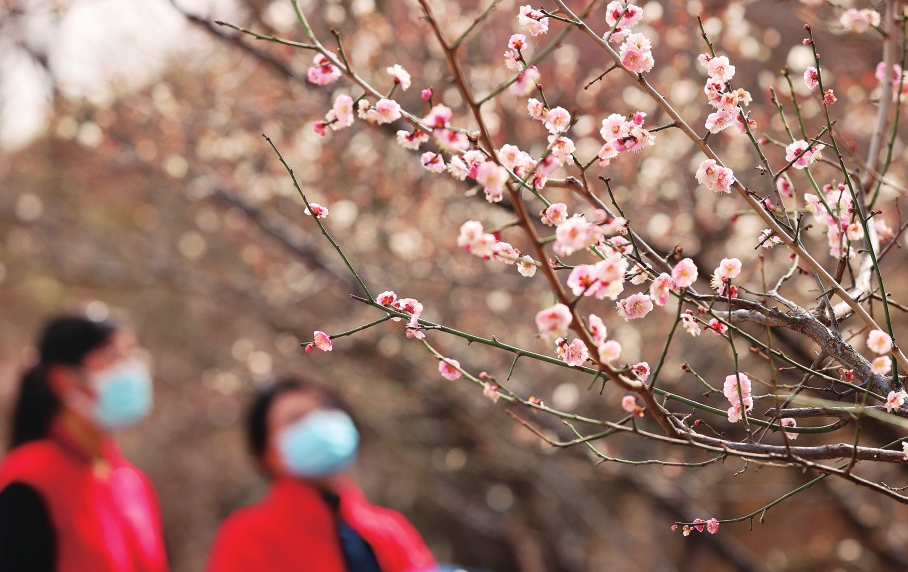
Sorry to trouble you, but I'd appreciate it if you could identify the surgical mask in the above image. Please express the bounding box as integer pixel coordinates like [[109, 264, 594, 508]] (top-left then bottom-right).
[[278, 409, 359, 478], [88, 360, 154, 430]]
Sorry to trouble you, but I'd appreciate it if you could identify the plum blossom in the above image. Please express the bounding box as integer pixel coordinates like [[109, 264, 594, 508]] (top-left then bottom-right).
[[617, 293, 654, 321], [780, 417, 798, 440], [724, 373, 753, 423], [759, 229, 784, 248], [421, 88, 433, 100], [567, 264, 599, 297], [447, 155, 469, 180], [517, 255, 537, 277], [386, 64, 411, 90], [840, 8, 880, 33], [708, 318, 728, 335], [619, 33, 654, 73], [393, 298, 424, 330], [554, 216, 597, 257], [785, 140, 823, 169], [672, 258, 698, 288], [714, 258, 742, 281], [328, 94, 355, 129], [423, 104, 453, 128], [695, 159, 735, 193], [872, 356, 892, 376], [536, 303, 572, 340], [475, 162, 509, 202], [621, 395, 637, 413], [420, 152, 446, 173], [705, 110, 736, 134], [886, 390, 907, 412], [543, 107, 571, 134], [377, 291, 397, 306], [823, 90, 837, 105], [510, 67, 541, 96], [438, 358, 462, 380], [457, 221, 496, 259], [632, 362, 650, 382], [396, 129, 429, 150], [867, 330, 893, 355], [541, 203, 568, 227], [588, 314, 607, 345], [649, 273, 674, 306], [557, 338, 589, 366], [313, 331, 333, 352], [804, 67, 819, 89], [527, 98, 547, 120], [518, 5, 549, 36], [304, 203, 329, 218], [483, 382, 501, 404], [307, 54, 342, 85], [706, 56, 735, 82], [598, 340, 622, 362], [491, 242, 520, 264], [433, 128, 470, 152], [681, 311, 701, 336], [706, 519, 720, 534], [605, 1, 643, 29], [372, 99, 402, 124]]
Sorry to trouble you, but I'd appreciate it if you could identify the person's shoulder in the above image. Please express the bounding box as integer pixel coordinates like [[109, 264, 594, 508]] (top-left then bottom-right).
[[213, 499, 272, 540], [0, 440, 65, 486]]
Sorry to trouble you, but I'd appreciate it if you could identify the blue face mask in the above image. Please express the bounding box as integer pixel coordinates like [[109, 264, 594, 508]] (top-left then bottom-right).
[[278, 409, 359, 478], [90, 360, 154, 430]]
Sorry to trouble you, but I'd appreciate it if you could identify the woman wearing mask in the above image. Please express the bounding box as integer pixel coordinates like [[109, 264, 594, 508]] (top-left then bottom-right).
[[207, 376, 438, 572], [0, 315, 169, 572]]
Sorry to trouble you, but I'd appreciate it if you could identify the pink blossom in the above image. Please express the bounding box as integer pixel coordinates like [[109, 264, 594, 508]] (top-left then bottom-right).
[[483, 382, 501, 404], [872, 356, 892, 376], [386, 64, 411, 90], [876, 217, 895, 243], [420, 152, 446, 173], [475, 162, 509, 203], [705, 110, 736, 134], [548, 135, 575, 164], [394, 298, 424, 327], [840, 8, 880, 33], [598, 340, 622, 362], [447, 155, 469, 180], [491, 241, 520, 264], [708, 318, 728, 335], [695, 159, 735, 193], [621, 395, 637, 413], [561, 338, 589, 367], [672, 258, 698, 288], [804, 67, 819, 89], [498, 144, 527, 171], [903, 442, 908, 460], [372, 99, 402, 124], [600, 113, 629, 142], [423, 104, 453, 128], [377, 291, 397, 306], [706, 519, 720, 534], [707, 56, 735, 82], [457, 220, 485, 250], [307, 54, 342, 85], [313, 121, 328, 136], [597, 141, 619, 166], [517, 255, 537, 277], [605, 1, 643, 28], [510, 67, 541, 96], [438, 358, 462, 380], [886, 390, 907, 412], [714, 258, 742, 280], [535, 303, 572, 340], [649, 273, 674, 306], [867, 330, 893, 355], [509, 33, 527, 51], [304, 203, 329, 218], [785, 140, 823, 169], [588, 313, 607, 345], [541, 203, 568, 226], [543, 107, 571, 134], [615, 123, 655, 152], [329, 94, 355, 129], [693, 519, 705, 533], [518, 5, 549, 36], [396, 129, 429, 150], [780, 417, 798, 440], [421, 88, 433, 101], [313, 331, 333, 352], [527, 98, 547, 120], [723, 373, 753, 423], [776, 176, 793, 197], [619, 33, 654, 73], [617, 293, 654, 321], [554, 216, 596, 257], [567, 264, 599, 297], [632, 362, 650, 382], [823, 89, 837, 105], [681, 311, 701, 336]]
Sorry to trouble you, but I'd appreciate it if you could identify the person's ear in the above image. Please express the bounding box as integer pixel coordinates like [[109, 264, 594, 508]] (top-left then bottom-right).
[[44, 364, 88, 401]]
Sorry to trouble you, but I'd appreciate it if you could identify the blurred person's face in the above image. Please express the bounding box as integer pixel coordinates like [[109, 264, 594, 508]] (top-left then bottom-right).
[[263, 390, 322, 477]]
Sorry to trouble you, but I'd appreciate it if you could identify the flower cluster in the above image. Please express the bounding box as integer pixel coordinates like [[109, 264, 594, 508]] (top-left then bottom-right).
[[378, 291, 425, 338], [566, 253, 629, 301], [598, 111, 656, 166], [604, 1, 643, 38], [517, 5, 549, 36], [784, 139, 823, 170], [710, 257, 741, 297], [555, 337, 589, 367], [621, 395, 645, 417], [697, 53, 753, 135], [673, 518, 719, 536], [875, 62, 908, 102], [457, 220, 537, 277], [840, 8, 880, 34], [803, 182, 891, 258], [307, 54, 342, 85], [695, 159, 735, 194], [724, 373, 753, 423], [304, 330, 333, 353]]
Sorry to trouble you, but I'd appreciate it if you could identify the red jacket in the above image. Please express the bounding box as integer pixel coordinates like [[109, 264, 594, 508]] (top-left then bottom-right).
[[207, 477, 437, 572], [0, 425, 169, 572]]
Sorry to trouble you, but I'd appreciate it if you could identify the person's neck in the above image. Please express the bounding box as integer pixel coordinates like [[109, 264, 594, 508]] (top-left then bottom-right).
[[56, 409, 105, 463]]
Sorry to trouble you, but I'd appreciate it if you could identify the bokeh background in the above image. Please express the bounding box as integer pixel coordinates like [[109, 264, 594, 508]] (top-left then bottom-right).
[[3, 0, 908, 570]]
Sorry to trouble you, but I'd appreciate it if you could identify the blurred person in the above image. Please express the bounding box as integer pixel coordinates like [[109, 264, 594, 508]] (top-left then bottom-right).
[[0, 315, 169, 572], [206, 375, 439, 572]]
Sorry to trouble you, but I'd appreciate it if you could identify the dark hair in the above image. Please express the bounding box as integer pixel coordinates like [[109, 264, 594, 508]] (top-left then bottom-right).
[[10, 316, 117, 449], [246, 375, 352, 464]]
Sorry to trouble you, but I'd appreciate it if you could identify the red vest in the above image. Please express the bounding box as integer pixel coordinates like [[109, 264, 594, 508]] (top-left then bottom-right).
[[206, 477, 437, 572], [0, 426, 169, 572]]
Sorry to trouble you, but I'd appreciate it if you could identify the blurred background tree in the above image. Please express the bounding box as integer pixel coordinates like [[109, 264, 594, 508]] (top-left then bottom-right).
[[2, 1, 908, 571]]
